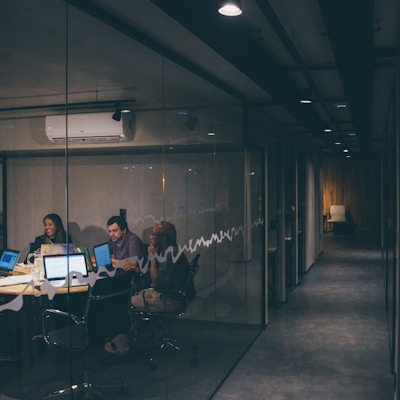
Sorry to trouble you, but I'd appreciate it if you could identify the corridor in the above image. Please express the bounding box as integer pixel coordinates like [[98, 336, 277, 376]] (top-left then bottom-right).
[[212, 233, 393, 400]]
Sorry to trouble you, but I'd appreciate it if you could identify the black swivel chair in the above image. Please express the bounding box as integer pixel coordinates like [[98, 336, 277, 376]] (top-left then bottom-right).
[[129, 254, 200, 368], [38, 283, 129, 399]]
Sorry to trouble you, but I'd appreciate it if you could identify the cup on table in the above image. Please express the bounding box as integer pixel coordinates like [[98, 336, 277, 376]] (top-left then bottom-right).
[[27, 250, 42, 282], [31, 264, 40, 282]]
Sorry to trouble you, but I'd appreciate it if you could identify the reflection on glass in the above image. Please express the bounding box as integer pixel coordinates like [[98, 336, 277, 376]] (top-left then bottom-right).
[[0, 1, 264, 399]]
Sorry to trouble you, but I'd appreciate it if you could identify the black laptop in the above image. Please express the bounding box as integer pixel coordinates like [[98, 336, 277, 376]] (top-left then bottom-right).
[[0, 249, 20, 277]]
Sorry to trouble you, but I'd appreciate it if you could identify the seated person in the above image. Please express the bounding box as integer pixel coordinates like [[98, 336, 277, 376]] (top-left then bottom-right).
[[90, 216, 147, 343], [104, 221, 190, 356], [106, 215, 146, 274], [131, 221, 189, 312], [24, 213, 72, 263]]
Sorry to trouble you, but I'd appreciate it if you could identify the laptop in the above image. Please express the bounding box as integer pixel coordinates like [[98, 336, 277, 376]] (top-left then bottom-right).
[[43, 253, 89, 287], [76, 247, 94, 272], [41, 243, 77, 256], [0, 249, 20, 277], [93, 242, 114, 273]]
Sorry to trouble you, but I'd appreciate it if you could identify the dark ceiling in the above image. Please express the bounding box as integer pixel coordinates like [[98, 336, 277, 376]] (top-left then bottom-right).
[[0, 0, 398, 157]]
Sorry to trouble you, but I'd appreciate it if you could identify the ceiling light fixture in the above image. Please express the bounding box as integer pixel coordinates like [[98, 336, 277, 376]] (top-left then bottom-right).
[[299, 89, 313, 104], [218, 0, 242, 16], [0, 99, 136, 117], [324, 128, 333, 133]]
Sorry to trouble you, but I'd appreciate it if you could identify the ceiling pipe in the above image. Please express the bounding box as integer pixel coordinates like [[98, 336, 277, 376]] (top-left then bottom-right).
[[254, 1, 337, 129], [318, 0, 374, 153]]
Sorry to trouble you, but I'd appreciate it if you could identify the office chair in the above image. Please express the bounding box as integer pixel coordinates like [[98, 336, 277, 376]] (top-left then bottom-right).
[[327, 205, 347, 233], [38, 284, 129, 399], [129, 254, 200, 369]]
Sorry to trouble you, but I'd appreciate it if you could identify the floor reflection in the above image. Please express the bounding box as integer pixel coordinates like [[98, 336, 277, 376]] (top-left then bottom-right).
[[0, 319, 261, 400]]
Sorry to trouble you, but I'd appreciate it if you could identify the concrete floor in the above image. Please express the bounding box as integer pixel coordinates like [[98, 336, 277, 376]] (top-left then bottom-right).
[[212, 233, 394, 400]]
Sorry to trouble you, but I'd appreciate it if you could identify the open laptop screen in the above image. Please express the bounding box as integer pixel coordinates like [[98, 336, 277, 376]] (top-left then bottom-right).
[[41, 243, 77, 256], [43, 253, 88, 281], [93, 242, 113, 270], [0, 249, 20, 275]]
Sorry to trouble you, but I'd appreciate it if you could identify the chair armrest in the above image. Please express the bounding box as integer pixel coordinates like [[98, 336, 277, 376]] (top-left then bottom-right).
[[133, 287, 187, 313], [42, 308, 87, 351]]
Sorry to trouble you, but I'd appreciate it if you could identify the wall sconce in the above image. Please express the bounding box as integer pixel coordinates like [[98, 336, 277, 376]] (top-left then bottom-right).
[[112, 103, 122, 121], [185, 114, 199, 130], [218, 0, 242, 16]]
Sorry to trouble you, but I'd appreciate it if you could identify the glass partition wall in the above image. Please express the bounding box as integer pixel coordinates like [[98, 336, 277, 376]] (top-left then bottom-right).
[[0, 1, 264, 399]]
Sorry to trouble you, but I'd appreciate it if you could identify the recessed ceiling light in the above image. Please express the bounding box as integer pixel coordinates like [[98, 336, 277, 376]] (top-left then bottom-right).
[[343, 149, 349, 153], [334, 141, 341, 145], [348, 132, 356, 137], [336, 103, 347, 109], [218, 1, 242, 16], [208, 132, 216, 136], [324, 128, 333, 132]]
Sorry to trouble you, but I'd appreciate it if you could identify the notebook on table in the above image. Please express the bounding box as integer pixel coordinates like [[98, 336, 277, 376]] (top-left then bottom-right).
[[43, 253, 89, 287], [93, 242, 114, 274], [0, 249, 20, 277]]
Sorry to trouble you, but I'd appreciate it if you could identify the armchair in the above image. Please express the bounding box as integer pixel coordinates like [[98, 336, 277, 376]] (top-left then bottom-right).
[[38, 285, 128, 399], [129, 253, 200, 369], [327, 205, 347, 233]]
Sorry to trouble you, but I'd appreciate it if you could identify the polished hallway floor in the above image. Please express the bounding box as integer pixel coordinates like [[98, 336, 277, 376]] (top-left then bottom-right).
[[212, 233, 393, 400]]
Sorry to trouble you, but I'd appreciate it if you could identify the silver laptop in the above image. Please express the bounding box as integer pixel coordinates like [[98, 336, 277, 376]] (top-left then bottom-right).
[[41, 243, 77, 256], [43, 253, 89, 287]]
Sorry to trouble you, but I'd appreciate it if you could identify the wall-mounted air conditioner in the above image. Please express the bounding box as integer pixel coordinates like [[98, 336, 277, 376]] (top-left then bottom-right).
[[45, 112, 135, 143]]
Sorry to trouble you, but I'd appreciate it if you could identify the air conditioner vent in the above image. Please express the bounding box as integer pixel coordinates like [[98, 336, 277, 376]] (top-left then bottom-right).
[[45, 112, 135, 143]]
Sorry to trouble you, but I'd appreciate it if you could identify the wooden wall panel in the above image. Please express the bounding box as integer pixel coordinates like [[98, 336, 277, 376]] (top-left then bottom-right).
[[323, 157, 380, 233]]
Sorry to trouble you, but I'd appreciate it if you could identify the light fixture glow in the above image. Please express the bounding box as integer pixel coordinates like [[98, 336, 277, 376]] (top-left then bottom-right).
[[343, 149, 349, 153], [336, 103, 347, 109], [324, 128, 333, 132], [208, 132, 216, 136], [218, 1, 242, 16], [299, 89, 313, 104]]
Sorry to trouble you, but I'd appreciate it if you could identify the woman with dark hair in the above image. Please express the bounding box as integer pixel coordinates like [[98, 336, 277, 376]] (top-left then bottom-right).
[[25, 213, 71, 261]]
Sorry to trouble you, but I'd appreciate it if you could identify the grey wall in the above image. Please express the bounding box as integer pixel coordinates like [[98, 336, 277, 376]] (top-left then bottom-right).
[[6, 150, 264, 324]]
